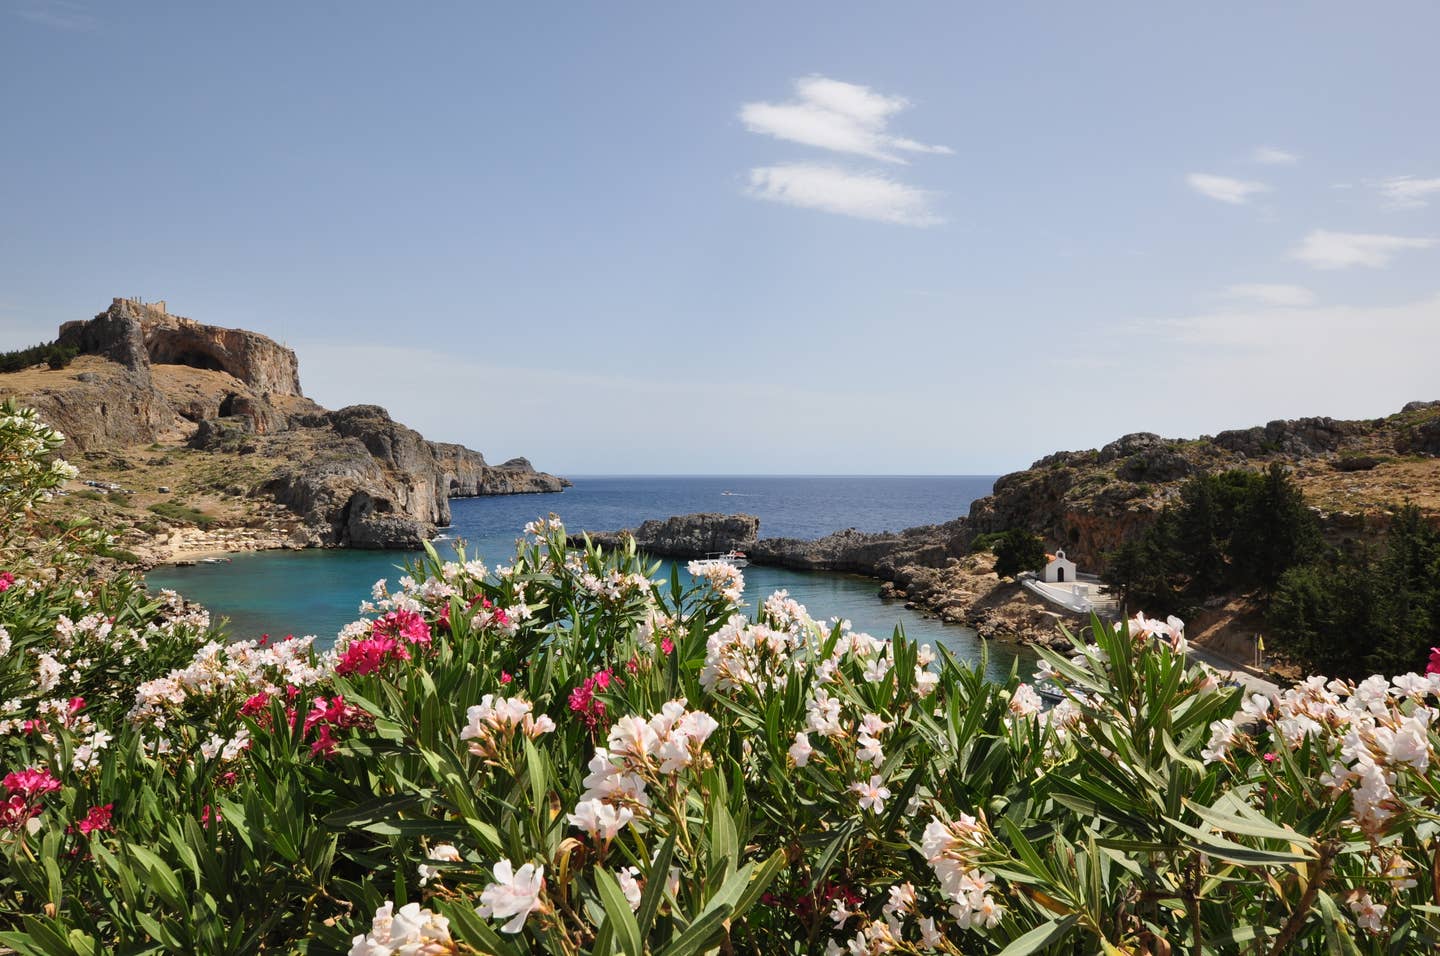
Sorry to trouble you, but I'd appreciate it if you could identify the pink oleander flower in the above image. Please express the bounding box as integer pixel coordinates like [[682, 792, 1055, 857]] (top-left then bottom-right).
[[500, 671, 513, 684], [4, 767, 61, 798], [336, 635, 412, 676], [240, 691, 272, 717], [302, 696, 370, 759], [569, 669, 617, 731], [0, 571, 14, 593], [0, 795, 38, 830], [75, 803, 113, 836], [1427, 647, 1440, 676], [661, 636, 674, 655], [371, 609, 432, 646]]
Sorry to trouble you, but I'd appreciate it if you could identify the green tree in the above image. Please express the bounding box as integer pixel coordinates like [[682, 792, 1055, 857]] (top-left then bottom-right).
[[1104, 507, 1186, 616], [993, 528, 1046, 579], [1175, 473, 1227, 598], [1231, 463, 1321, 589], [1366, 505, 1440, 675]]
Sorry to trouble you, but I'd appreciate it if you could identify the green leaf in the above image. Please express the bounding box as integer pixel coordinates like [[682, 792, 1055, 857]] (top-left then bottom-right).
[[730, 848, 788, 923], [1167, 817, 1310, 865], [995, 914, 1081, 955], [126, 843, 187, 910], [1186, 793, 1310, 846], [636, 833, 676, 935], [656, 904, 732, 956], [594, 866, 643, 956]]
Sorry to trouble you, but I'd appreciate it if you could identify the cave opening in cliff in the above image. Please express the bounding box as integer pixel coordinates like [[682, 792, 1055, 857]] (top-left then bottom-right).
[[151, 347, 228, 375]]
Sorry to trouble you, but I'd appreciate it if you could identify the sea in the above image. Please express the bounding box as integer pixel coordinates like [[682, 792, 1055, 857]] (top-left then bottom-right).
[[147, 475, 1032, 681]]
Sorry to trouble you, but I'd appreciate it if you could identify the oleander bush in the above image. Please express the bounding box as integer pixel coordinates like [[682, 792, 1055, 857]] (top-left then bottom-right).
[[1, 405, 1440, 954]]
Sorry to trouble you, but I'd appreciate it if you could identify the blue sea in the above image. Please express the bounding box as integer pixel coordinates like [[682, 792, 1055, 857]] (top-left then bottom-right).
[[147, 475, 1032, 680]]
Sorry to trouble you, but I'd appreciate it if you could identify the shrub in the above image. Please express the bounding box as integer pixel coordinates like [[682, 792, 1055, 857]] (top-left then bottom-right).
[[968, 531, 1006, 553], [147, 501, 216, 530], [0, 341, 76, 374], [1, 406, 1439, 952], [992, 528, 1046, 579]]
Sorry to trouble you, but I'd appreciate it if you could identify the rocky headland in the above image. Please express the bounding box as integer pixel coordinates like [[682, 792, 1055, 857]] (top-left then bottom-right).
[[1, 298, 568, 562], [575, 401, 1440, 652]]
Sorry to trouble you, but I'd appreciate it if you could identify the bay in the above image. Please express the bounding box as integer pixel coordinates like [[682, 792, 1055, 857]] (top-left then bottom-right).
[[147, 475, 1032, 681]]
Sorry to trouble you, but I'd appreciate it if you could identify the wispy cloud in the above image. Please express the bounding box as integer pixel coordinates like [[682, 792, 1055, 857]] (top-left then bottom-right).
[[745, 163, 942, 227], [1290, 229, 1437, 269], [13, 0, 98, 31], [740, 76, 951, 164], [1186, 173, 1270, 205], [1223, 283, 1316, 307], [1371, 175, 1440, 210], [1252, 146, 1299, 165]]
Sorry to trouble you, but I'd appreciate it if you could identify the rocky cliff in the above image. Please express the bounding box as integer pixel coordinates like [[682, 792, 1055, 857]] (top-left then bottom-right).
[[1, 298, 568, 554]]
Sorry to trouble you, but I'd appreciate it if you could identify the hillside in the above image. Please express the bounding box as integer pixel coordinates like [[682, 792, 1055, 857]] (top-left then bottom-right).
[[0, 298, 567, 562], [744, 402, 1440, 656]]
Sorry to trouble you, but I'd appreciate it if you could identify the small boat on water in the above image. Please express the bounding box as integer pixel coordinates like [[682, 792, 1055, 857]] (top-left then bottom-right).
[[1035, 682, 1066, 705], [703, 549, 749, 568]]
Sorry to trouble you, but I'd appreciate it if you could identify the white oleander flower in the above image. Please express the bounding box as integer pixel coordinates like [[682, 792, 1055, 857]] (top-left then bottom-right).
[[567, 798, 634, 840], [789, 731, 813, 767], [851, 775, 891, 813], [475, 860, 545, 934], [348, 900, 453, 956], [417, 843, 462, 887]]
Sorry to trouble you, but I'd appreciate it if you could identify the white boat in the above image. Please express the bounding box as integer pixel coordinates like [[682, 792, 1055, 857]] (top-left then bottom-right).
[[704, 549, 749, 568]]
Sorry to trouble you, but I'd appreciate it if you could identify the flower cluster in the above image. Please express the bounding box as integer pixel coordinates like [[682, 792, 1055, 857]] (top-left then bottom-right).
[[686, 559, 745, 604], [303, 695, 371, 759], [369, 609, 432, 647], [349, 901, 455, 955], [699, 615, 797, 694], [74, 803, 114, 837], [1236, 671, 1440, 836], [1, 766, 61, 831], [130, 634, 326, 727], [459, 694, 556, 763], [570, 701, 719, 839], [568, 668, 616, 731], [921, 814, 1004, 931]]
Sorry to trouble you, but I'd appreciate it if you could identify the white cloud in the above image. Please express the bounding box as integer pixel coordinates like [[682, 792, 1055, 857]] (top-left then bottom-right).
[[1372, 175, 1440, 210], [1253, 146, 1299, 165], [1186, 173, 1270, 204], [1145, 293, 1440, 353], [740, 76, 951, 164], [1290, 229, 1437, 269], [745, 164, 942, 227], [1223, 283, 1316, 307], [14, 1, 99, 31]]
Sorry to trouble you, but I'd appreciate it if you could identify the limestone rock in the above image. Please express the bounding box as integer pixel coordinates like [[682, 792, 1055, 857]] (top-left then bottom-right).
[[2, 297, 567, 551], [574, 513, 759, 558]]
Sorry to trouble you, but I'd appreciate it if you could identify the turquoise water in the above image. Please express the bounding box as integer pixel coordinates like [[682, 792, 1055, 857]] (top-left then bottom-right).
[[147, 476, 1032, 681]]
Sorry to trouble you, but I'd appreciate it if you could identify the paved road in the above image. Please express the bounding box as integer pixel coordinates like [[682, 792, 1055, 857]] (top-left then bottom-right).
[[1185, 643, 1282, 696]]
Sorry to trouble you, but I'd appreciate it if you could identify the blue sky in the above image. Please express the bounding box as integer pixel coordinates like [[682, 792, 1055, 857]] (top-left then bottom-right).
[[3, 1, 1438, 474]]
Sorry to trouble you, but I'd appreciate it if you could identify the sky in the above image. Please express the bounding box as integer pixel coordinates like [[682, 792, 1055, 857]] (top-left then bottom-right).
[[2, 1, 1439, 475]]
